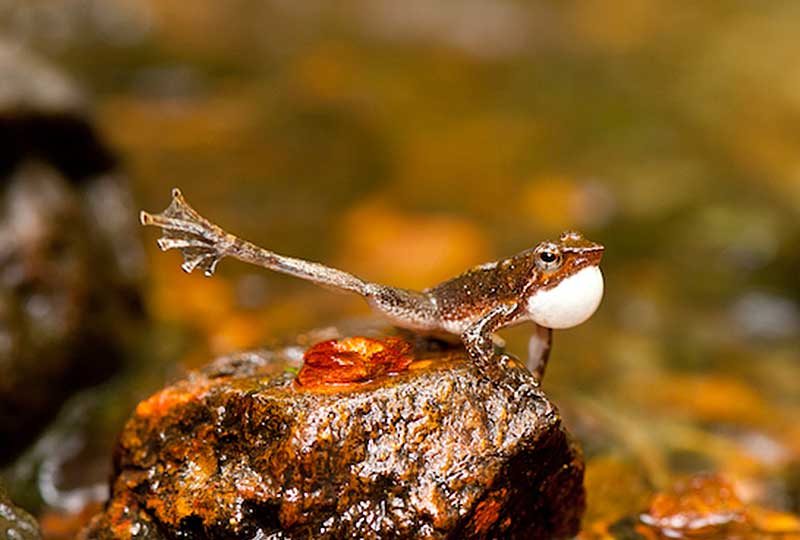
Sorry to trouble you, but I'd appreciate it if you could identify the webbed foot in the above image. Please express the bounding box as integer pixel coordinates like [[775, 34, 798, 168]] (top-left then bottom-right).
[[140, 188, 228, 276]]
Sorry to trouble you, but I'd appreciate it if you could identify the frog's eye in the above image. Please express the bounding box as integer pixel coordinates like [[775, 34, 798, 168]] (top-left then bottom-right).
[[535, 246, 563, 271]]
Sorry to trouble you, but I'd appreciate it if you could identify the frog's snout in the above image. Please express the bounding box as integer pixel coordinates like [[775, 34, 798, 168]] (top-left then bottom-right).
[[586, 245, 604, 265], [558, 231, 604, 263]]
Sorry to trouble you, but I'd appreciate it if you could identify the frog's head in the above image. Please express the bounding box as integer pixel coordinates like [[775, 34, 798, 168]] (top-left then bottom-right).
[[526, 231, 604, 329]]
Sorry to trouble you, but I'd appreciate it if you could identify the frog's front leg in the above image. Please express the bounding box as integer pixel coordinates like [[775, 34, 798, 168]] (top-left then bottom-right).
[[527, 324, 552, 383], [461, 303, 517, 375]]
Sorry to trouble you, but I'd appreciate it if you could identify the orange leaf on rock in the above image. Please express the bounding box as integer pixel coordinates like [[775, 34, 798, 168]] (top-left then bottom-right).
[[295, 337, 413, 389]]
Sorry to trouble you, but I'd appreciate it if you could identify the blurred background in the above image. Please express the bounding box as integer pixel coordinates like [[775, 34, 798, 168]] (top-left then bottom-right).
[[1, 0, 799, 537]]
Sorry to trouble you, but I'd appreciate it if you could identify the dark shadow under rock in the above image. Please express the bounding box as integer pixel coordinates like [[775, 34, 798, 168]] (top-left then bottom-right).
[[81, 337, 585, 540]]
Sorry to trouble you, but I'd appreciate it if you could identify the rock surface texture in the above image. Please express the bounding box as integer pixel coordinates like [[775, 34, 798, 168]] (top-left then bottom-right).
[[81, 337, 585, 540]]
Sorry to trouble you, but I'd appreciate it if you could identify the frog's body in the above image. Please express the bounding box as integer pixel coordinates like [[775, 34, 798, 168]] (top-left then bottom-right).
[[141, 189, 604, 382]]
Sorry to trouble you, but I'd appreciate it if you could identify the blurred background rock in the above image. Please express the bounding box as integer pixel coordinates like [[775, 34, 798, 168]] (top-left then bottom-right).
[[0, 0, 798, 537], [0, 41, 144, 462]]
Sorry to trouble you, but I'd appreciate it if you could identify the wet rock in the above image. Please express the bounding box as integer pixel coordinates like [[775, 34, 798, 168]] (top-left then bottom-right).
[[2, 385, 121, 515], [0, 42, 144, 463], [590, 474, 800, 540], [0, 485, 41, 540], [640, 474, 750, 536], [81, 337, 585, 540]]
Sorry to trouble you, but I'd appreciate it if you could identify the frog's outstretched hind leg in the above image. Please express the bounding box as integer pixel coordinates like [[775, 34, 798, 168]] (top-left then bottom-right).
[[140, 188, 228, 276], [141, 188, 369, 294]]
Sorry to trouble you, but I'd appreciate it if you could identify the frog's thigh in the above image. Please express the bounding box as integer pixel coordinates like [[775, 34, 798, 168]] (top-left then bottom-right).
[[364, 284, 440, 331]]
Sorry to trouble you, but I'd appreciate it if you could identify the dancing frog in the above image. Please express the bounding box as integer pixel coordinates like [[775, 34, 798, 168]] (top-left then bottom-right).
[[141, 189, 604, 382]]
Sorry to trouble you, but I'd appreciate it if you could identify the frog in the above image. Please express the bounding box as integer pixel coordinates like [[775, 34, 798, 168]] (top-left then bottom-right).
[[141, 189, 604, 382]]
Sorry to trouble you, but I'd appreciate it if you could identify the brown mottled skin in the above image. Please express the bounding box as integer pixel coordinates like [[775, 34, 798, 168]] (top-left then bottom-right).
[[141, 189, 603, 381], [428, 236, 603, 328]]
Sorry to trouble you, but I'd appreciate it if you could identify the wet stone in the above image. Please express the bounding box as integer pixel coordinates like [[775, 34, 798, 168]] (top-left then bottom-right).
[[0, 42, 144, 463], [0, 485, 41, 540], [591, 474, 800, 540], [81, 337, 585, 540]]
